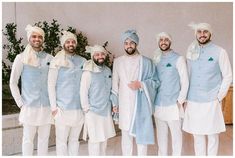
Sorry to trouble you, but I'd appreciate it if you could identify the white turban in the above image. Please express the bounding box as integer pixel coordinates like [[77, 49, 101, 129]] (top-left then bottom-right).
[[187, 22, 212, 60], [25, 24, 45, 42], [22, 25, 45, 67], [156, 32, 172, 44], [83, 45, 107, 72], [50, 31, 78, 68], [153, 32, 172, 64], [85, 45, 107, 57], [60, 31, 77, 47], [188, 22, 213, 35]]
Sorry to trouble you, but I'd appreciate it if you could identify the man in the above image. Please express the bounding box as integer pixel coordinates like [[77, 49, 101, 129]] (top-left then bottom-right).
[[183, 22, 232, 155], [48, 31, 86, 155], [80, 45, 116, 156], [153, 32, 189, 155], [9, 24, 53, 155], [112, 29, 159, 155]]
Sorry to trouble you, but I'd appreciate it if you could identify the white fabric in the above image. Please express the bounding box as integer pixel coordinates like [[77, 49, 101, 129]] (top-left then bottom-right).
[[55, 120, 84, 156], [217, 48, 233, 101], [155, 118, 182, 156], [20, 106, 54, 126], [137, 144, 147, 156], [188, 22, 213, 35], [156, 32, 172, 43], [25, 24, 45, 42], [88, 141, 107, 156], [193, 134, 219, 156], [121, 130, 147, 156], [54, 108, 84, 127], [183, 100, 225, 134], [9, 54, 54, 125], [60, 31, 77, 46], [186, 40, 200, 60], [22, 44, 40, 67], [112, 54, 141, 130], [22, 124, 51, 156], [85, 44, 107, 57], [154, 56, 188, 121], [83, 111, 116, 143], [83, 45, 107, 72], [153, 32, 173, 64], [47, 67, 58, 111], [80, 71, 116, 142], [50, 50, 73, 68], [23, 24, 45, 66], [187, 22, 213, 60], [183, 48, 232, 134]]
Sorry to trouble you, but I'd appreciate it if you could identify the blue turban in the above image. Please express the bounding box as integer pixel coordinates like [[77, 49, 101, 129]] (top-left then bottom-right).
[[121, 29, 139, 45]]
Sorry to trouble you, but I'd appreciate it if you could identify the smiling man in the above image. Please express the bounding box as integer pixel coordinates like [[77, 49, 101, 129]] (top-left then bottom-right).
[[10, 24, 53, 156], [80, 45, 116, 156], [111, 29, 160, 156], [153, 32, 189, 156], [183, 22, 232, 156], [48, 31, 86, 156]]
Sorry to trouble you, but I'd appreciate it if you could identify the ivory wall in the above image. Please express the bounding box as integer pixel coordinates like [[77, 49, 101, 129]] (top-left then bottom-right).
[[2, 2, 233, 67]]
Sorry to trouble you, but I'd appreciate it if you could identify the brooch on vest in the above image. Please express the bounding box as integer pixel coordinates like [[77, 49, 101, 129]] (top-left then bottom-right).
[[166, 63, 172, 67], [208, 57, 214, 61]]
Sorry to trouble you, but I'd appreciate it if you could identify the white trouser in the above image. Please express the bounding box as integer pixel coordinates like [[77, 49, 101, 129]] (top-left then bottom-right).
[[22, 124, 51, 156], [55, 123, 83, 156], [155, 118, 182, 156], [193, 134, 219, 156], [88, 140, 107, 156], [121, 130, 147, 156]]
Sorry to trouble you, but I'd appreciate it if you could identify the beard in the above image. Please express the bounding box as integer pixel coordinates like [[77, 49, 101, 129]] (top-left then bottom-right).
[[64, 45, 76, 54], [197, 35, 211, 45], [93, 57, 106, 66], [159, 43, 171, 51], [125, 47, 136, 55]]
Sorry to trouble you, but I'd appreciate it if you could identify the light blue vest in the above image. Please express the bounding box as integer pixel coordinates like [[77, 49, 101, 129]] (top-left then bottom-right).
[[21, 51, 53, 107], [88, 66, 112, 116], [154, 51, 180, 106], [187, 42, 222, 102], [56, 55, 86, 110]]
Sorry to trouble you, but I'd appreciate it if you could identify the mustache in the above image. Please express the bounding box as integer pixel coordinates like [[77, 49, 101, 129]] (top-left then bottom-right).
[[199, 36, 207, 39]]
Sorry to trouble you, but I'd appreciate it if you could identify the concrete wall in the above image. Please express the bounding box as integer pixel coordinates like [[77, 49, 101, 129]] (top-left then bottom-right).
[[2, 2, 233, 67]]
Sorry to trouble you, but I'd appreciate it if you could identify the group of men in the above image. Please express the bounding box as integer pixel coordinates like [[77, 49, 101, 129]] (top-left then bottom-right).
[[9, 22, 232, 156]]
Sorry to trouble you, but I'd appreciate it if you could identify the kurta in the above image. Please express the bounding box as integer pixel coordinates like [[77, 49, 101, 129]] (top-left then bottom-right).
[[112, 54, 141, 130], [80, 69, 116, 143], [183, 42, 232, 134], [112, 54, 159, 144], [10, 53, 54, 126]]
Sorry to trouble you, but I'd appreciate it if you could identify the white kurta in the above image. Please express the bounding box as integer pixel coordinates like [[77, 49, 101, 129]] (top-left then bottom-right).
[[48, 67, 84, 127], [80, 71, 116, 143], [183, 47, 232, 135], [154, 56, 189, 121], [10, 54, 53, 126], [112, 54, 141, 131]]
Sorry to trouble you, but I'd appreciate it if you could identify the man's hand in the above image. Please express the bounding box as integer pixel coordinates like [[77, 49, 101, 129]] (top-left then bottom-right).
[[52, 109, 58, 117], [112, 106, 118, 113], [128, 81, 141, 90]]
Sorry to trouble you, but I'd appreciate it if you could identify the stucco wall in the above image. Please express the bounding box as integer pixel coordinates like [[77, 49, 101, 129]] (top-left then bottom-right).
[[2, 2, 233, 67]]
